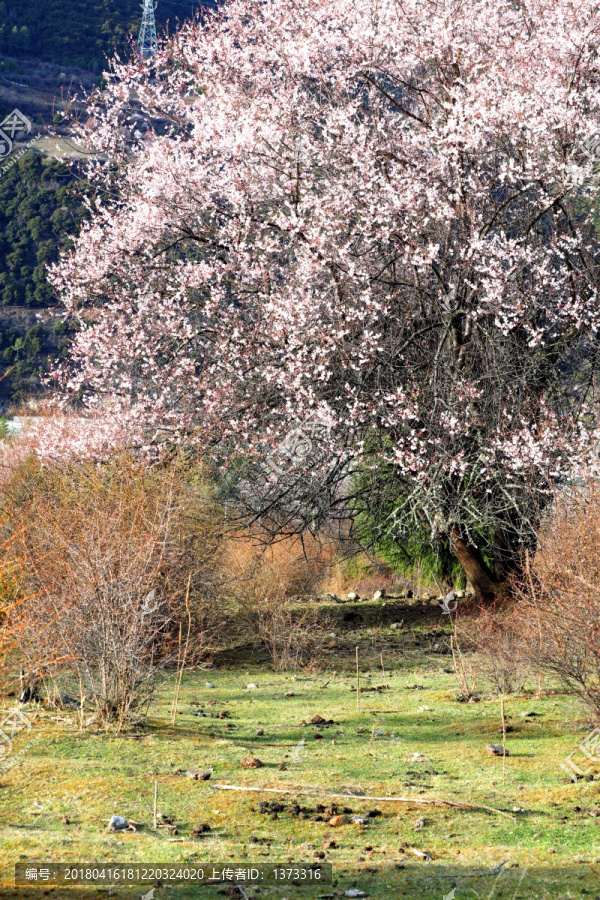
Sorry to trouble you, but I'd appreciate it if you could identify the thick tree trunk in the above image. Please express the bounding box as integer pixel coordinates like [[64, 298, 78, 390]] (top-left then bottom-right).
[[449, 529, 506, 602]]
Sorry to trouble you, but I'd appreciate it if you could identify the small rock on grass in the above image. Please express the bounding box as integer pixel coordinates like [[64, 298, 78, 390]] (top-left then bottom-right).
[[329, 814, 350, 826], [414, 817, 426, 829], [411, 848, 433, 860], [241, 756, 264, 768], [486, 743, 509, 756], [191, 823, 211, 837], [108, 816, 137, 831], [345, 891, 368, 898], [187, 770, 211, 780]]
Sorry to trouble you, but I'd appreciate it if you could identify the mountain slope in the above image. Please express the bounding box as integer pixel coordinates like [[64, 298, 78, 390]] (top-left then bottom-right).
[[0, 0, 204, 71]]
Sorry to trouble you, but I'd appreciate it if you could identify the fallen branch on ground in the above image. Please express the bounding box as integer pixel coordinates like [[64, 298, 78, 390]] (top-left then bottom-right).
[[210, 784, 515, 819]]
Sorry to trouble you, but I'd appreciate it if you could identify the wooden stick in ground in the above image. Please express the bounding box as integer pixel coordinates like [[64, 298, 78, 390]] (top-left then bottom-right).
[[153, 780, 158, 830], [210, 783, 515, 820], [356, 645, 360, 712], [171, 574, 193, 726], [500, 695, 506, 784]]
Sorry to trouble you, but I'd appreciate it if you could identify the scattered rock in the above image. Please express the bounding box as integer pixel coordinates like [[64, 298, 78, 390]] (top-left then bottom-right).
[[191, 823, 212, 837], [246, 683, 259, 691], [414, 817, 426, 829], [347, 592, 359, 601], [389, 622, 403, 631], [352, 816, 369, 825], [373, 589, 386, 601], [345, 891, 368, 898], [329, 814, 350, 826], [107, 815, 129, 832], [285, 691, 295, 697], [486, 743, 509, 756], [408, 753, 428, 762], [157, 812, 176, 826], [205, 682, 216, 689], [187, 770, 211, 781], [241, 756, 264, 769]]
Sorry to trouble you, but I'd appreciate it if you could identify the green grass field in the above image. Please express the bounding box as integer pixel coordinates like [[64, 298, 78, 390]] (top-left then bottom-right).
[[0, 607, 599, 899]]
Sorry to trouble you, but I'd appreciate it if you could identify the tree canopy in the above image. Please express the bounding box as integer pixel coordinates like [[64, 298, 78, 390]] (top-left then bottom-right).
[[49, 0, 600, 598]]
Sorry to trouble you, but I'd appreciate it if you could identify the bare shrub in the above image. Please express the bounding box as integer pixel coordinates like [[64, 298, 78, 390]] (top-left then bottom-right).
[[221, 533, 331, 669], [459, 604, 530, 695], [254, 593, 325, 672], [0, 454, 224, 729], [511, 485, 600, 716]]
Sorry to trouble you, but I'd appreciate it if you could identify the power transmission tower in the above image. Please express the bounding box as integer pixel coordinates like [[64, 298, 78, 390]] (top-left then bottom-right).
[[138, 0, 158, 58]]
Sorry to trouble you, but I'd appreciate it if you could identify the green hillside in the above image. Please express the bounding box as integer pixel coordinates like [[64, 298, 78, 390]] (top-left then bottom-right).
[[0, 150, 90, 401], [0, 0, 200, 72]]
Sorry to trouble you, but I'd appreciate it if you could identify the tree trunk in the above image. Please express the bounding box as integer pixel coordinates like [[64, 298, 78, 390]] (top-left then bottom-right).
[[449, 529, 506, 602]]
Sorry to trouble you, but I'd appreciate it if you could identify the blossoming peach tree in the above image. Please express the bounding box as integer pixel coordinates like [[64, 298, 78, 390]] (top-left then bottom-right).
[[50, 0, 600, 599]]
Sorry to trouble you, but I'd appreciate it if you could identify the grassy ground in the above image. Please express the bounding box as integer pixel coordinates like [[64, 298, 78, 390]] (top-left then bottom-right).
[[0, 605, 599, 899]]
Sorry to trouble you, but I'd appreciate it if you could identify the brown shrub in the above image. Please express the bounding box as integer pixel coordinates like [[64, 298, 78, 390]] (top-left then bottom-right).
[[458, 602, 530, 695], [220, 533, 332, 669], [511, 485, 600, 716], [0, 454, 225, 729]]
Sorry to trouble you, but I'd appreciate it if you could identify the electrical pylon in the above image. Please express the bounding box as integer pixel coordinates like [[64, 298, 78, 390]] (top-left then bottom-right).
[[138, 0, 158, 58]]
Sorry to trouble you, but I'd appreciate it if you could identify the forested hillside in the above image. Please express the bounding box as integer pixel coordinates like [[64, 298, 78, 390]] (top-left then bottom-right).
[[0, 1, 211, 404], [0, 150, 89, 402], [0, 0, 201, 71]]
